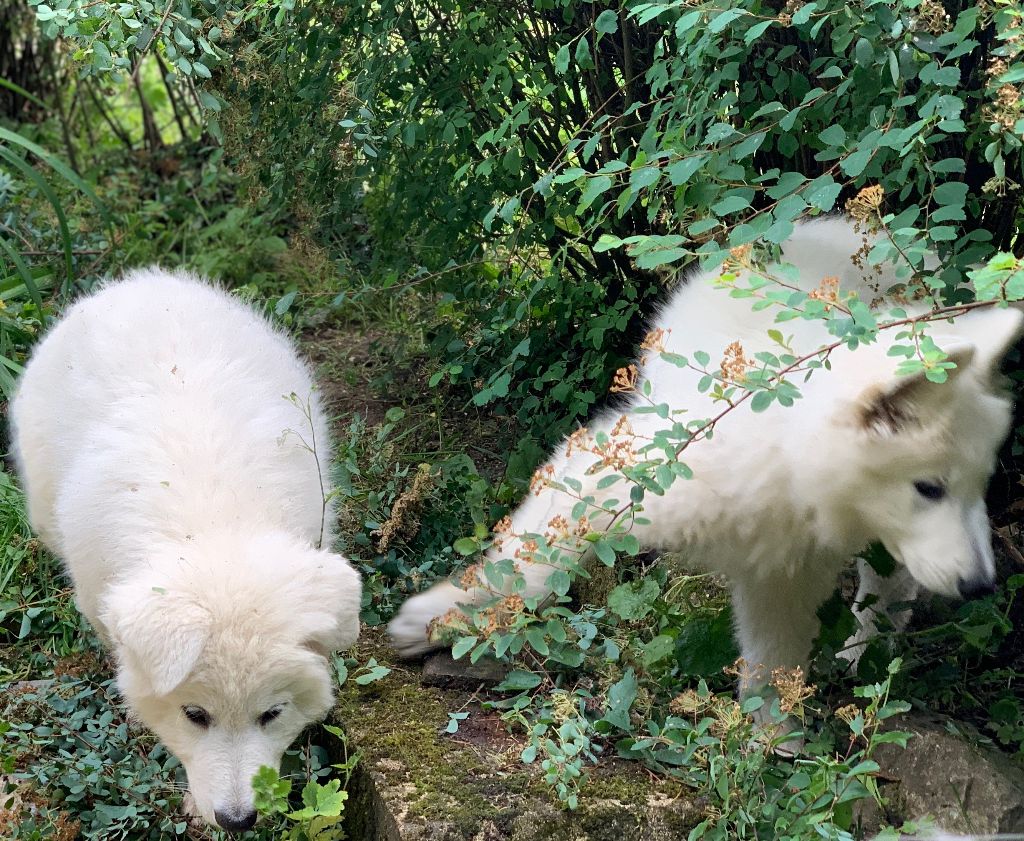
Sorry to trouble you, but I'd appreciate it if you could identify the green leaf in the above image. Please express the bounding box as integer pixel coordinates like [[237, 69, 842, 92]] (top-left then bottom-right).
[[607, 579, 660, 621], [496, 670, 542, 692], [574, 37, 591, 68], [841, 147, 872, 177], [0, 76, 47, 109], [578, 175, 613, 212], [288, 779, 348, 820], [709, 8, 745, 33], [792, 1, 817, 24], [554, 44, 570, 74], [744, 19, 775, 44], [454, 537, 479, 556], [933, 181, 968, 205], [595, 9, 618, 34], [525, 625, 549, 655], [750, 390, 774, 412], [641, 634, 675, 667], [548, 569, 571, 596], [0, 127, 109, 224], [594, 539, 616, 567], [712, 195, 749, 215], [452, 636, 478, 659], [804, 175, 842, 210], [355, 659, 392, 684], [252, 766, 291, 815], [630, 166, 661, 191], [818, 124, 846, 146], [600, 669, 638, 731], [667, 155, 708, 185]]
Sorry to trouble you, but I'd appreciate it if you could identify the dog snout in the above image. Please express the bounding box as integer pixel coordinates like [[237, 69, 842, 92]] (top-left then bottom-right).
[[214, 806, 258, 833], [957, 573, 997, 600]]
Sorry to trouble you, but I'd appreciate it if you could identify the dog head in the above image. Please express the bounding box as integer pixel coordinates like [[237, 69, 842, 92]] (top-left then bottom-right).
[[834, 306, 1022, 598], [100, 532, 361, 831]]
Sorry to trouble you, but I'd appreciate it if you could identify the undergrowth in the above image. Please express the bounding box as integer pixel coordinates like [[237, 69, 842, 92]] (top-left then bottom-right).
[[3, 0, 1024, 837]]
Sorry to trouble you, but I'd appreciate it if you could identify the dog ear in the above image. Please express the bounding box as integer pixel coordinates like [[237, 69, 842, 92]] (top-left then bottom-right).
[[292, 551, 363, 658], [946, 305, 1023, 381], [855, 342, 975, 436], [101, 580, 211, 696]]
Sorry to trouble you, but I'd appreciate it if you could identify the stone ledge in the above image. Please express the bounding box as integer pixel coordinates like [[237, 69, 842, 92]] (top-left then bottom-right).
[[856, 712, 1024, 835], [334, 638, 1024, 840], [333, 635, 702, 841]]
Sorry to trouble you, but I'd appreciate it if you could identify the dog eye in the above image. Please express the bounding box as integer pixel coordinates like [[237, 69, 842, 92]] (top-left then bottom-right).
[[182, 706, 212, 728], [258, 705, 284, 727], [913, 480, 946, 501]]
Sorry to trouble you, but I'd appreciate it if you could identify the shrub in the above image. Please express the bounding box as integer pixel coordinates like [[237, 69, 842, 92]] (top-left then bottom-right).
[[19, 0, 1024, 832]]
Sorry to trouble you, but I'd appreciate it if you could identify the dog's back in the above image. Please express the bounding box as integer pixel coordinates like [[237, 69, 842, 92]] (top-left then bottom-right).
[[10, 269, 334, 628]]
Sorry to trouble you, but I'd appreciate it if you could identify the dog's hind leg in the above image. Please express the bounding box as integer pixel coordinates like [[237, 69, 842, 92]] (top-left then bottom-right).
[[838, 560, 919, 670], [388, 417, 683, 656]]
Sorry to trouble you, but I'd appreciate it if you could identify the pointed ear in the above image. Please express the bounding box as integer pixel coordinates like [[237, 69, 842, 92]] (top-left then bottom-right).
[[855, 342, 975, 436], [950, 306, 1023, 380], [292, 551, 363, 657], [100, 580, 210, 696]]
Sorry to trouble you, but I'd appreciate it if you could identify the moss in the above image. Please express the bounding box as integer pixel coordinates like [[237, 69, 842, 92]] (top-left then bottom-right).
[[332, 633, 531, 836], [332, 633, 703, 841], [582, 764, 688, 802]]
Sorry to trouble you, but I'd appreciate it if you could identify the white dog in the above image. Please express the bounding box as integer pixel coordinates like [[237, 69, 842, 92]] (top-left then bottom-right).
[[10, 269, 362, 832], [390, 218, 1022, 701]]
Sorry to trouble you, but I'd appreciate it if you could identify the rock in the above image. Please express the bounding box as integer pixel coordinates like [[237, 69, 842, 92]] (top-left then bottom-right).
[[334, 634, 704, 841], [855, 712, 1024, 835], [421, 651, 507, 690]]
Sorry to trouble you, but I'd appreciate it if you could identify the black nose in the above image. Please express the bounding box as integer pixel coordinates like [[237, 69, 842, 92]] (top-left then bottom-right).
[[215, 808, 258, 833], [957, 575, 997, 600]]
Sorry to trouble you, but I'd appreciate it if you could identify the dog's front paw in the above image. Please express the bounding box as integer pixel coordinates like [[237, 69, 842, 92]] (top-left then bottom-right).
[[388, 582, 467, 658], [836, 635, 867, 672]]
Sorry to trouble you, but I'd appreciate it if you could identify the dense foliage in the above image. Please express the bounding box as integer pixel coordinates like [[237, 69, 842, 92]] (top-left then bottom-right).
[[216, 0, 1024, 444], [3, 0, 1024, 838]]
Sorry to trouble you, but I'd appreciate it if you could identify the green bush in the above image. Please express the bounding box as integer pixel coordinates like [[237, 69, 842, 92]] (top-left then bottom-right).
[[205, 0, 1024, 443], [16, 0, 1024, 833], [33, 0, 1024, 439]]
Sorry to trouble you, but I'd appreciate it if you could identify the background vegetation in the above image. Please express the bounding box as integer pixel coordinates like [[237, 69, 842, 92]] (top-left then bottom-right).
[[2, 0, 1024, 838]]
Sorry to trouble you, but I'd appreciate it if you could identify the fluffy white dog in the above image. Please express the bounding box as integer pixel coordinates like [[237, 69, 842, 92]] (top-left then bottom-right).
[[390, 219, 1022, 702], [11, 269, 362, 832]]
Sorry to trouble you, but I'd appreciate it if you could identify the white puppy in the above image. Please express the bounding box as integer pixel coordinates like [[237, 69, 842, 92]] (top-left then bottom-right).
[[390, 219, 1021, 701], [11, 269, 362, 832]]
